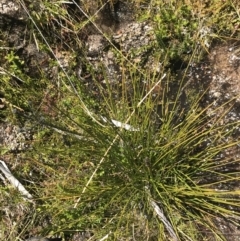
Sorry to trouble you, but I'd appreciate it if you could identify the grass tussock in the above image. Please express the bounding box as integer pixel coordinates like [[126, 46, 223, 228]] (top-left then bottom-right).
[[0, 0, 240, 240]]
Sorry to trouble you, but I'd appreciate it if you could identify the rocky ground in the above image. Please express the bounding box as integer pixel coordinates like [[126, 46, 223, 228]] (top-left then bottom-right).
[[1, 0, 240, 241]]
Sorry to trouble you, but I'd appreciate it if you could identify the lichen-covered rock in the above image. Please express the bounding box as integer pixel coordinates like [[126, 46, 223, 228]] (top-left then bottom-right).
[[0, 0, 19, 15], [84, 21, 158, 84], [0, 123, 33, 152], [113, 22, 156, 54], [0, 0, 28, 21], [86, 34, 107, 57]]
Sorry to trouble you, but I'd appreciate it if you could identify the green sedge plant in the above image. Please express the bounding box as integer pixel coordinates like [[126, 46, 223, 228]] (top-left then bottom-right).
[[0, 0, 240, 241]]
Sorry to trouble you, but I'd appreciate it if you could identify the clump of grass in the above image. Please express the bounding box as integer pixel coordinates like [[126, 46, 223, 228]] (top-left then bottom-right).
[[21, 64, 240, 241], [1, 0, 240, 241]]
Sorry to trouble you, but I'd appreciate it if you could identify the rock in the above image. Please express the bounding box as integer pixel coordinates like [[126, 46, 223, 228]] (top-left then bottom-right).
[[86, 35, 106, 57], [0, 0, 19, 16], [0, 123, 33, 152], [0, 0, 27, 21], [113, 22, 155, 53], [84, 21, 157, 84]]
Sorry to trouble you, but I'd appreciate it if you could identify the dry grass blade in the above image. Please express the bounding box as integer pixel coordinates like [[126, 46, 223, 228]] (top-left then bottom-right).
[[0, 160, 33, 200], [150, 198, 178, 241]]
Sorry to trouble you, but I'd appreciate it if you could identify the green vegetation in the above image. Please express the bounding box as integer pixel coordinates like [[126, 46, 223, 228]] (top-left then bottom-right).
[[1, 0, 240, 240]]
